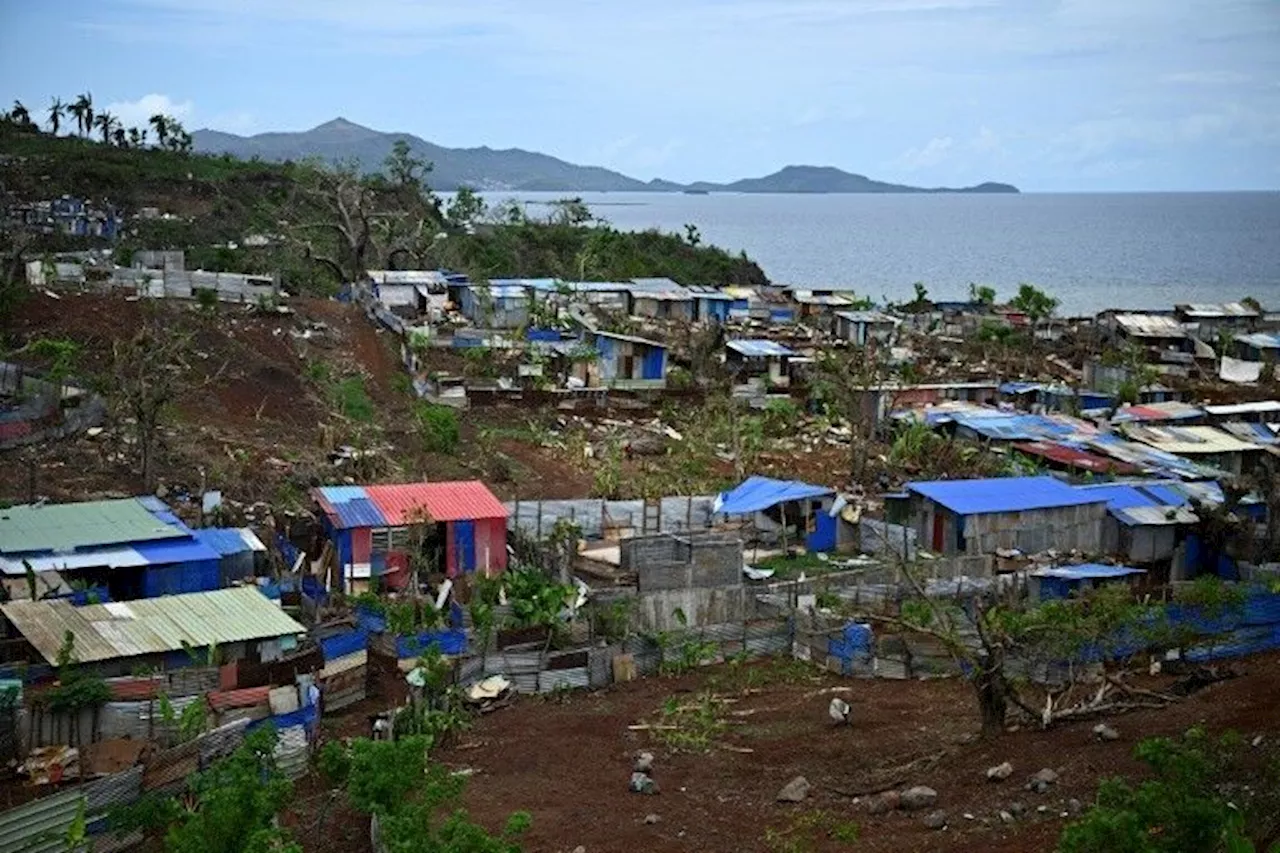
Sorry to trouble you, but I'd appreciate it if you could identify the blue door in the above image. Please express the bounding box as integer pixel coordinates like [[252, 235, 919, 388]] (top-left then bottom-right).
[[806, 511, 837, 552], [455, 521, 477, 573], [642, 346, 666, 380]]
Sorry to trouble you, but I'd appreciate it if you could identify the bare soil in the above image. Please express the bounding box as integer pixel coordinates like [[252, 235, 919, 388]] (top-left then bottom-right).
[[357, 653, 1280, 853]]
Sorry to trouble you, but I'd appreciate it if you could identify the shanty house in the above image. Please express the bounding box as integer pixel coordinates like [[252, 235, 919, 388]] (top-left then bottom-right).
[[833, 310, 900, 347], [582, 330, 668, 389], [1234, 333, 1280, 363], [904, 476, 1108, 557], [1121, 425, 1263, 477], [726, 339, 795, 388], [0, 498, 244, 601], [628, 279, 695, 321], [716, 476, 846, 553], [0, 586, 306, 678], [366, 270, 443, 317], [1076, 482, 1199, 569], [313, 481, 509, 589], [1175, 302, 1261, 340], [1029, 564, 1147, 602], [458, 282, 530, 329], [688, 286, 734, 324], [1104, 313, 1192, 364]]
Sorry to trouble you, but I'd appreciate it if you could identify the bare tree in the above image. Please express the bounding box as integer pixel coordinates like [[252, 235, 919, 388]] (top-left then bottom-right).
[[811, 343, 896, 486]]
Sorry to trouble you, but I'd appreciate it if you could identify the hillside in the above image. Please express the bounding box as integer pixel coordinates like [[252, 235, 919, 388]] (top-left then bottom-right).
[[191, 118, 1019, 194], [0, 123, 768, 295]]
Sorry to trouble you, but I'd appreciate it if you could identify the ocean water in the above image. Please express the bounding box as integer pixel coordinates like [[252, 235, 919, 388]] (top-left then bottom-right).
[[482, 191, 1280, 316]]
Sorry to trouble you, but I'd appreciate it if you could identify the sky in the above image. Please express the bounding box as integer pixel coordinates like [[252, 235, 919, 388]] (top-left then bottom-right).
[[2, 0, 1278, 191]]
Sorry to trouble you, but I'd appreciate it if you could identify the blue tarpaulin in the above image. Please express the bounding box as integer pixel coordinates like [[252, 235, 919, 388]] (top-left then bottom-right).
[[396, 629, 467, 658], [717, 476, 834, 515], [906, 476, 1107, 516], [320, 629, 367, 661]]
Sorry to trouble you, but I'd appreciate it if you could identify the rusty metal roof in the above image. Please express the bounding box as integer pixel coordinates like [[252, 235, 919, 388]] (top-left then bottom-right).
[[0, 586, 305, 665]]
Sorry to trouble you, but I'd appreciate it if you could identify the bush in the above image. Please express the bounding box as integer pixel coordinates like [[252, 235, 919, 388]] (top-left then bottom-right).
[[416, 402, 460, 454], [331, 376, 375, 422]]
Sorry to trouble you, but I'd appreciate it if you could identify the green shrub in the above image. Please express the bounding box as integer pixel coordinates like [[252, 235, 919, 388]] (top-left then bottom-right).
[[415, 402, 460, 454], [332, 376, 375, 422]]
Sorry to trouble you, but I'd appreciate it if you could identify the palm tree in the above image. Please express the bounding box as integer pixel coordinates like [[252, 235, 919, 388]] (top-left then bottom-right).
[[149, 114, 169, 147], [47, 97, 64, 135], [11, 100, 31, 128], [112, 126, 127, 147], [71, 92, 93, 135], [128, 127, 144, 147], [94, 111, 115, 144]]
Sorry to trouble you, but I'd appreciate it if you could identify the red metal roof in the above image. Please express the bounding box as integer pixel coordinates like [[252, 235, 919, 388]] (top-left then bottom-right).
[[1014, 441, 1138, 475], [363, 481, 508, 524], [206, 685, 273, 712]]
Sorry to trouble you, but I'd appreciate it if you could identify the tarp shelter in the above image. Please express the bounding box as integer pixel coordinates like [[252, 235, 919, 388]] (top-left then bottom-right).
[[1030, 563, 1146, 601], [313, 481, 509, 588], [716, 476, 838, 552]]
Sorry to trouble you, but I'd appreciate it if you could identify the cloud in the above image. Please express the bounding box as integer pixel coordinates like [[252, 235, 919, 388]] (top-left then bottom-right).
[[895, 136, 954, 170], [1162, 70, 1253, 85], [104, 93, 192, 128], [970, 126, 1002, 153]]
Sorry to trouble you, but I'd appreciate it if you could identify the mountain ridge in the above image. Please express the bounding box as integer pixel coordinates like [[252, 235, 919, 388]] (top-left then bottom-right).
[[191, 118, 1019, 194]]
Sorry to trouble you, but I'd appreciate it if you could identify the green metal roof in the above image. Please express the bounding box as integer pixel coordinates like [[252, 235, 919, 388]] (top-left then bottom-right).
[[0, 586, 307, 664], [0, 499, 187, 555]]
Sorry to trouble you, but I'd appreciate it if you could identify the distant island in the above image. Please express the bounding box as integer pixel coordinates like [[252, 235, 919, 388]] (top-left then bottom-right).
[[192, 118, 1020, 195]]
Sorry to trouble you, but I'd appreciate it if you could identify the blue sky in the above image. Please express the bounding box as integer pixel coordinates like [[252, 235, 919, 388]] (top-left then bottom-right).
[[2, 0, 1278, 191]]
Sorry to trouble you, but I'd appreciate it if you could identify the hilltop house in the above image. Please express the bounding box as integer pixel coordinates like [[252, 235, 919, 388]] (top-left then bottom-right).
[[628, 279, 695, 321], [833, 310, 901, 347], [725, 339, 796, 389], [577, 330, 668, 389]]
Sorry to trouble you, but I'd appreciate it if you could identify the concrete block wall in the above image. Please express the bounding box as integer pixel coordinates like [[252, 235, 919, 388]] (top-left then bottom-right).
[[964, 503, 1105, 557], [628, 532, 743, 592]]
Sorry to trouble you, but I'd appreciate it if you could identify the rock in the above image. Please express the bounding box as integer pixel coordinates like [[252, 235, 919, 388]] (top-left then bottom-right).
[[1009, 802, 1025, 818], [776, 776, 811, 803], [644, 814, 660, 825], [1068, 798, 1083, 815], [963, 813, 975, 821], [573, 847, 586, 853], [1027, 768, 1059, 793], [629, 772, 659, 795], [998, 810, 1014, 824], [898, 786, 938, 811], [986, 761, 1014, 782], [634, 752, 655, 773], [923, 810, 948, 830], [864, 791, 900, 814], [1093, 723, 1120, 742], [1037, 805, 1049, 814]]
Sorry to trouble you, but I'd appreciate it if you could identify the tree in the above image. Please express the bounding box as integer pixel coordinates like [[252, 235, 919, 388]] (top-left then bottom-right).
[[546, 197, 593, 227], [108, 300, 212, 491], [811, 345, 896, 486], [112, 126, 127, 148], [69, 93, 93, 136], [149, 113, 170, 147], [47, 97, 64, 135], [94, 111, 116, 144], [684, 223, 702, 246], [1010, 282, 1059, 323], [385, 138, 432, 191], [10, 100, 32, 129], [969, 283, 996, 305], [446, 186, 485, 232], [128, 126, 145, 148], [847, 566, 1242, 738]]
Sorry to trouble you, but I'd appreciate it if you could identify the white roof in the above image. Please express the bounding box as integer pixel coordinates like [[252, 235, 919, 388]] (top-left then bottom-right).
[[1203, 401, 1280, 417]]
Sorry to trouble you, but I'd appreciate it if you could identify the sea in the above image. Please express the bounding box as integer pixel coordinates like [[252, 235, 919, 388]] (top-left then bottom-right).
[[477, 191, 1280, 316]]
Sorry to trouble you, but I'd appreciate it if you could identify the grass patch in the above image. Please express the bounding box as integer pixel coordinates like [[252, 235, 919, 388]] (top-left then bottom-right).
[[415, 402, 460, 454], [765, 811, 860, 853], [331, 376, 375, 422], [649, 691, 728, 753], [755, 551, 844, 581]]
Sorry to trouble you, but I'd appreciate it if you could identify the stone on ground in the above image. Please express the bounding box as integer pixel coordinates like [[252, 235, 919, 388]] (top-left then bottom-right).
[[899, 786, 938, 811], [776, 776, 811, 803]]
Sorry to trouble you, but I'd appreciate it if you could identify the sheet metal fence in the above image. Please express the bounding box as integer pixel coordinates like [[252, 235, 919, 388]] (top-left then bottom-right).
[[505, 497, 717, 540]]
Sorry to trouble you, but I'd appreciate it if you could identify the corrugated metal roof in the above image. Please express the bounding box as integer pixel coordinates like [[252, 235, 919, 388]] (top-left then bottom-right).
[[1085, 434, 1225, 480], [627, 279, 693, 301], [1111, 506, 1199, 527], [1203, 400, 1280, 417], [1124, 425, 1261, 455], [1221, 421, 1280, 444], [687, 286, 735, 300], [1177, 302, 1260, 318], [129, 536, 220, 565], [0, 546, 150, 576], [1013, 441, 1138, 474], [365, 482, 508, 524], [906, 476, 1108, 515], [0, 586, 305, 665], [726, 339, 796, 357], [314, 481, 508, 528], [1111, 401, 1203, 423], [1113, 313, 1186, 338], [1033, 563, 1145, 580], [594, 329, 665, 348], [1074, 483, 1160, 510], [835, 310, 900, 324], [0, 499, 187, 555], [1236, 333, 1280, 350], [193, 528, 258, 557]]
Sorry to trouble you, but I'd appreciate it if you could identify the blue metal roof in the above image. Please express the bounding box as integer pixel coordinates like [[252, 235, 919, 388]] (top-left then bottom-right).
[[193, 528, 256, 557], [907, 476, 1108, 515], [1074, 484, 1159, 511], [1034, 563, 1145, 580], [130, 537, 221, 565], [726, 339, 796, 358], [717, 476, 833, 515], [1141, 484, 1189, 507], [999, 382, 1044, 395], [315, 487, 388, 529]]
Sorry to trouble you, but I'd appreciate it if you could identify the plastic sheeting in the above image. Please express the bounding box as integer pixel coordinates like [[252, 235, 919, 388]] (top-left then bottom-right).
[[716, 476, 834, 515]]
